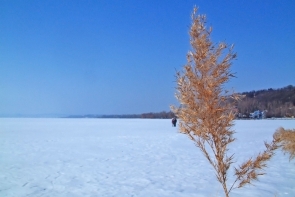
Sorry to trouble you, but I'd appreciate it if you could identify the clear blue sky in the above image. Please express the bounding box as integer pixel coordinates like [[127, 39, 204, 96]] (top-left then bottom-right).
[[1, 0, 294, 116]]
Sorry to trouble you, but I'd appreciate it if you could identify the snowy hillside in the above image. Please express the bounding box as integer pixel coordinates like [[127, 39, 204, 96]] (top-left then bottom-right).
[[0, 118, 294, 197]]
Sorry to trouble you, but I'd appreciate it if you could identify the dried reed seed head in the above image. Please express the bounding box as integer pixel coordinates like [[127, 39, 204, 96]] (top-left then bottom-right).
[[274, 127, 295, 160], [171, 7, 284, 196]]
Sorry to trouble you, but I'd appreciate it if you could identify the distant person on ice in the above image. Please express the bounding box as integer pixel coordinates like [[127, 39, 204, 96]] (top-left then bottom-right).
[[172, 117, 177, 127]]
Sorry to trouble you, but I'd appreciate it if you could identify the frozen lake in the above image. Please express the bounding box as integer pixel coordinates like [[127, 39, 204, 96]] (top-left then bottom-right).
[[0, 118, 294, 197]]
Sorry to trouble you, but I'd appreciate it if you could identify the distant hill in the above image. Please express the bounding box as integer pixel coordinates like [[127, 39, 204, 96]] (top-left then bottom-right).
[[98, 111, 175, 119], [63, 85, 295, 119], [237, 85, 295, 118], [65, 111, 175, 119]]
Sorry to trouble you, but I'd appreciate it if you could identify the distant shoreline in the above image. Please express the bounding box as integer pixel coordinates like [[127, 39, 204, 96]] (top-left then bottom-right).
[[0, 115, 294, 120]]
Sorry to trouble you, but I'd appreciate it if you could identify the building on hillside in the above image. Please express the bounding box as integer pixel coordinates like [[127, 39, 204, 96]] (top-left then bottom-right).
[[249, 110, 266, 119]]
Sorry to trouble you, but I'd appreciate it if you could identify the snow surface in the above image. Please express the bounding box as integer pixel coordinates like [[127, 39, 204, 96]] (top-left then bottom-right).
[[0, 118, 294, 197]]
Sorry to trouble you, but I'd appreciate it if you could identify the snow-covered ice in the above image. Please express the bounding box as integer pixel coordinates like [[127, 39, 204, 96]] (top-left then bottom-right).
[[0, 118, 294, 197]]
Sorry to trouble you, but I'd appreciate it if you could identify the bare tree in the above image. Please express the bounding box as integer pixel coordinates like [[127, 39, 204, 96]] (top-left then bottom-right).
[[171, 7, 279, 197]]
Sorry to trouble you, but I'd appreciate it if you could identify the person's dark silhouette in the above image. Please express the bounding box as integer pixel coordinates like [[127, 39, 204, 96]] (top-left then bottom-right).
[[172, 117, 177, 127]]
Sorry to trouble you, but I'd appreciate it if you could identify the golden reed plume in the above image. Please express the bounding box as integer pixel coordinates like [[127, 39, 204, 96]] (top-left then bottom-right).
[[171, 7, 282, 197]]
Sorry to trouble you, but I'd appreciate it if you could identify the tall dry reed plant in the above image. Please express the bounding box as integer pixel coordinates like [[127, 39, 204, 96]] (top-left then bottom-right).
[[275, 127, 295, 161], [171, 7, 279, 197]]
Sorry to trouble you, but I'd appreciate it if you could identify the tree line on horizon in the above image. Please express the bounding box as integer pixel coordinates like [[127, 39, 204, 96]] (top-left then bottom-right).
[[100, 111, 175, 119], [236, 85, 295, 118], [106, 85, 295, 119], [65, 111, 175, 119], [66, 85, 294, 119]]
